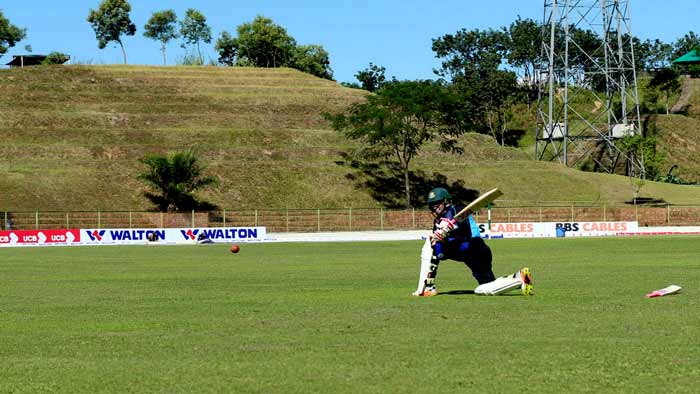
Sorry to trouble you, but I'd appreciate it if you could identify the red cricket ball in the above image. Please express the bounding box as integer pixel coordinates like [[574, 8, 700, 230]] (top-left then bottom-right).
[[230, 244, 240, 254]]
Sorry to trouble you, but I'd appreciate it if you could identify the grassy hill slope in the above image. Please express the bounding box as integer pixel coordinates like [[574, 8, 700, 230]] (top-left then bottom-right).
[[1, 65, 699, 211], [648, 77, 700, 183], [1, 65, 371, 210], [656, 115, 700, 181]]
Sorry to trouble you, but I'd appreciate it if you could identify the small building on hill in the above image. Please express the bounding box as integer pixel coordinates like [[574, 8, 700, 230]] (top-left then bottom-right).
[[672, 48, 700, 65], [672, 48, 700, 78], [5, 54, 70, 68]]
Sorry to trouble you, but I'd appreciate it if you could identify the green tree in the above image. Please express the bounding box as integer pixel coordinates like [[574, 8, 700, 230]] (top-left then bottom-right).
[[340, 81, 362, 89], [214, 30, 237, 66], [41, 52, 69, 65], [179, 8, 212, 64], [569, 27, 604, 78], [648, 67, 681, 114], [637, 38, 673, 72], [0, 10, 26, 56], [292, 44, 333, 80], [137, 150, 218, 212], [216, 16, 333, 78], [432, 28, 518, 135], [688, 63, 700, 78], [671, 31, 700, 60], [506, 17, 540, 85], [432, 28, 507, 81], [144, 9, 178, 65], [480, 69, 520, 145], [86, 0, 136, 64], [325, 80, 461, 208], [617, 134, 663, 181], [354, 63, 387, 92], [228, 15, 297, 68]]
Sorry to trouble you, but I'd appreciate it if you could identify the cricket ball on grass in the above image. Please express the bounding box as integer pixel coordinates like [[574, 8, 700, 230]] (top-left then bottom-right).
[[230, 244, 240, 254]]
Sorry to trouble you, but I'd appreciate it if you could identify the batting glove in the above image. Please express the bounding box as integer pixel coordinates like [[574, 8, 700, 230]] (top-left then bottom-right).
[[437, 217, 458, 231], [431, 228, 448, 243]]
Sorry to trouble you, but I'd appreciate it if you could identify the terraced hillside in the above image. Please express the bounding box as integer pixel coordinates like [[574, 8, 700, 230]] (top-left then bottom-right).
[[0, 66, 371, 210], [1, 65, 699, 211]]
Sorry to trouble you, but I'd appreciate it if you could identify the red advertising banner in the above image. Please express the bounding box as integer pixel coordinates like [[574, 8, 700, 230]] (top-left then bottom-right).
[[0, 229, 81, 246]]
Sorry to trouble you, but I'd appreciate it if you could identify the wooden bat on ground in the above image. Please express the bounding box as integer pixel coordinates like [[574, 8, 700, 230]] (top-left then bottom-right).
[[646, 285, 682, 298]]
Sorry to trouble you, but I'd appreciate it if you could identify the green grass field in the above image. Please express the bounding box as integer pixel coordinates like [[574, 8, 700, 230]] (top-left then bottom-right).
[[2, 237, 699, 393]]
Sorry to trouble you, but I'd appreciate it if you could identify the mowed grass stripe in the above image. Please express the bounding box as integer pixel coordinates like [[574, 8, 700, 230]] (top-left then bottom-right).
[[1, 237, 699, 393]]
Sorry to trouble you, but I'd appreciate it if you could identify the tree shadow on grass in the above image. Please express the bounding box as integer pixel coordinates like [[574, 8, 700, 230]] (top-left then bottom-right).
[[335, 153, 480, 208], [502, 129, 527, 147], [624, 197, 667, 206]]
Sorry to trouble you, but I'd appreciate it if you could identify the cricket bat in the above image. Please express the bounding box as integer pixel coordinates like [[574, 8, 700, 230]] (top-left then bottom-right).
[[645, 285, 682, 298], [453, 188, 504, 220]]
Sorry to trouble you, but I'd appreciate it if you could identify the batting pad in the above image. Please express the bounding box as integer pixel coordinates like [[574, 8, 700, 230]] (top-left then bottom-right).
[[413, 237, 433, 296], [474, 275, 522, 295]]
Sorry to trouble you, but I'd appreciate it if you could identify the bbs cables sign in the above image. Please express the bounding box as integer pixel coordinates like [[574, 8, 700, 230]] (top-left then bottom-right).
[[479, 221, 638, 238]]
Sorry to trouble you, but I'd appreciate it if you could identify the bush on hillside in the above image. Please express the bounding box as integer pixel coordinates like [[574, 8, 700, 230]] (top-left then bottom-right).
[[42, 52, 70, 65]]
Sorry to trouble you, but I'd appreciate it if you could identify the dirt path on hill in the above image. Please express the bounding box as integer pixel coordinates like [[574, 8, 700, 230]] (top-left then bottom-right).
[[671, 78, 694, 113]]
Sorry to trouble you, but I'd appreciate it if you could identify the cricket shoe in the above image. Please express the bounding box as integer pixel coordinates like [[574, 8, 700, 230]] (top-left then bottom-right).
[[520, 267, 533, 296], [419, 286, 438, 297]]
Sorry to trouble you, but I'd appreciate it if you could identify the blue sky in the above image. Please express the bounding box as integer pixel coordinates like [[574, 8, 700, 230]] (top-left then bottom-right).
[[2, 1, 699, 83]]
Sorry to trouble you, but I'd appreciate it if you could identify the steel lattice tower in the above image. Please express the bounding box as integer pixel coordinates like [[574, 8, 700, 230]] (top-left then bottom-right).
[[536, 0, 644, 177]]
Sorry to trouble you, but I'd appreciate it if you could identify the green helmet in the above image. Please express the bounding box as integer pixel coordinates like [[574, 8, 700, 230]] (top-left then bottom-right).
[[427, 187, 451, 208]]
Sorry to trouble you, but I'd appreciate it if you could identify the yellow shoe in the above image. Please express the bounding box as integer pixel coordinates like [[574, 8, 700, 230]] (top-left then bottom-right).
[[520, 267, 533, 296], [420, 286, 438, 297]]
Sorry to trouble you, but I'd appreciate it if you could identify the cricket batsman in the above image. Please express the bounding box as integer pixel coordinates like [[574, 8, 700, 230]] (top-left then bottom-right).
[[413, 187, 533, 297]]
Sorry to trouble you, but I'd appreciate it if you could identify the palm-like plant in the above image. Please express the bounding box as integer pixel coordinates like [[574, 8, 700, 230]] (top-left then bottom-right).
[[137, 150, 218, 211]]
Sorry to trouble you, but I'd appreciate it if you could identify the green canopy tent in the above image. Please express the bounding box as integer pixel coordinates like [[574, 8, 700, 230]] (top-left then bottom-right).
[[673, 48, 700, 78], [672, 48, 700, 64]]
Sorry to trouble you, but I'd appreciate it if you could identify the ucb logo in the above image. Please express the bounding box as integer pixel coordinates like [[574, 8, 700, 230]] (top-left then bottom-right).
[[180, 229, 199, 240], [0, 235, 9, 243], [86, 230, 106, 241]]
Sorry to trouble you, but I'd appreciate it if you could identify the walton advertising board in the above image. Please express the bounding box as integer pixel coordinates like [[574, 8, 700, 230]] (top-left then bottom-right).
[[0, 227, 266, 247], [81, 227, 266, 245]]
